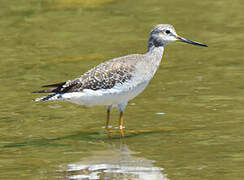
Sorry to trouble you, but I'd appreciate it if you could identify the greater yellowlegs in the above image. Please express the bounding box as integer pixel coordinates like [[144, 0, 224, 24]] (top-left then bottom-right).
[[33, 24, 207, 130]]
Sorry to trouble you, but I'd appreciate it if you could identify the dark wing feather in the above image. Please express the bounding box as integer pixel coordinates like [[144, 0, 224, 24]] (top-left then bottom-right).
[[32, 82, 66, 93], [42, 82, 66, 88]]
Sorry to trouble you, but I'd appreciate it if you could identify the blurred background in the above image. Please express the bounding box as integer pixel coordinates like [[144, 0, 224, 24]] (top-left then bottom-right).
[[0, 0, 244, 179]]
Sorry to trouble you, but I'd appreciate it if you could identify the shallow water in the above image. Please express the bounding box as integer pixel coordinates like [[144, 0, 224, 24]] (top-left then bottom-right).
[[1, 0, 244, 179]]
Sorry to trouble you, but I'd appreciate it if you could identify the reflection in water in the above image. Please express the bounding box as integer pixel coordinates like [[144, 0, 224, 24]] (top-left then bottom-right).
[[61, 140, 168, 180]]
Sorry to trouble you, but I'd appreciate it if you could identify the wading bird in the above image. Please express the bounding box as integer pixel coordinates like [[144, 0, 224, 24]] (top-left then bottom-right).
[[33, 24, 207, 132]]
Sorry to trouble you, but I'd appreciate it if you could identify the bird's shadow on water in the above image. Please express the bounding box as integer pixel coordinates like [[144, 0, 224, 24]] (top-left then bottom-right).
[[2, 126, 195, 148]]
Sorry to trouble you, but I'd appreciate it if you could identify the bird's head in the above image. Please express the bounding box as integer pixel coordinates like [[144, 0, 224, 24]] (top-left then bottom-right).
[[148, 24, 207, 49]]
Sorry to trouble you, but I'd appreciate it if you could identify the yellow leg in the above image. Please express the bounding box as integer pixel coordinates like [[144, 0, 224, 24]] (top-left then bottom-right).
[[119, 112, 123, 129], [119, 112, 124, 137], [120, 128, 124, 137], [105, 108, 111, 130]]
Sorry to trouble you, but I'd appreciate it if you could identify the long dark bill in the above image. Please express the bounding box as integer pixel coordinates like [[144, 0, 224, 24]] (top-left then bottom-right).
[[177, 36, 208, 47]]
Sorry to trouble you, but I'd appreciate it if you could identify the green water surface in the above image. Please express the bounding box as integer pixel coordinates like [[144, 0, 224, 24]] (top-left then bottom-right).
[[0, 0, 244, 179]]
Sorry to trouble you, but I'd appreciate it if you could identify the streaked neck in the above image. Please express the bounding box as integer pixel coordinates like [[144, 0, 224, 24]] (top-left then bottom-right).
[[146, 45, 164, 59], [144, 45, 164, 77], [146, 35, 164, 58]]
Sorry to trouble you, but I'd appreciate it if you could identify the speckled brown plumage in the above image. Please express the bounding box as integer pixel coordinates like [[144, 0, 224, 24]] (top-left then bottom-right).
[[33, 56, 136, 94]]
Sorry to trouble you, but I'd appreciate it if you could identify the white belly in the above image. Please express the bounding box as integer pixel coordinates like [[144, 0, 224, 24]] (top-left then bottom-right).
[[61, 81, 149, 106]]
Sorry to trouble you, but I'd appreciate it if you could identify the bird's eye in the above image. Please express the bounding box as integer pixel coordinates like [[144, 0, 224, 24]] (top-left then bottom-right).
[[165, 30, 171, 34]]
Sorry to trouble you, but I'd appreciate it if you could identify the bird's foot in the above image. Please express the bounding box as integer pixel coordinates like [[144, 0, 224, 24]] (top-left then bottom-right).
[[102, 125, 112, 129]]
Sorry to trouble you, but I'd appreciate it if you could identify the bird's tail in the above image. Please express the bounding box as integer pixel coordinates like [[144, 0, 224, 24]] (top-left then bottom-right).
[[32, 81, 66, 102], [34, 93, 62, 102]]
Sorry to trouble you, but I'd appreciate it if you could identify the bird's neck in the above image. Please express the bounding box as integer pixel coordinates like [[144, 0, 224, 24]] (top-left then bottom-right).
[[146, 45, 164, 61], [146, 34, 165, 56], [142, 45, 164, 79], [146, 36, 164, 58]]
